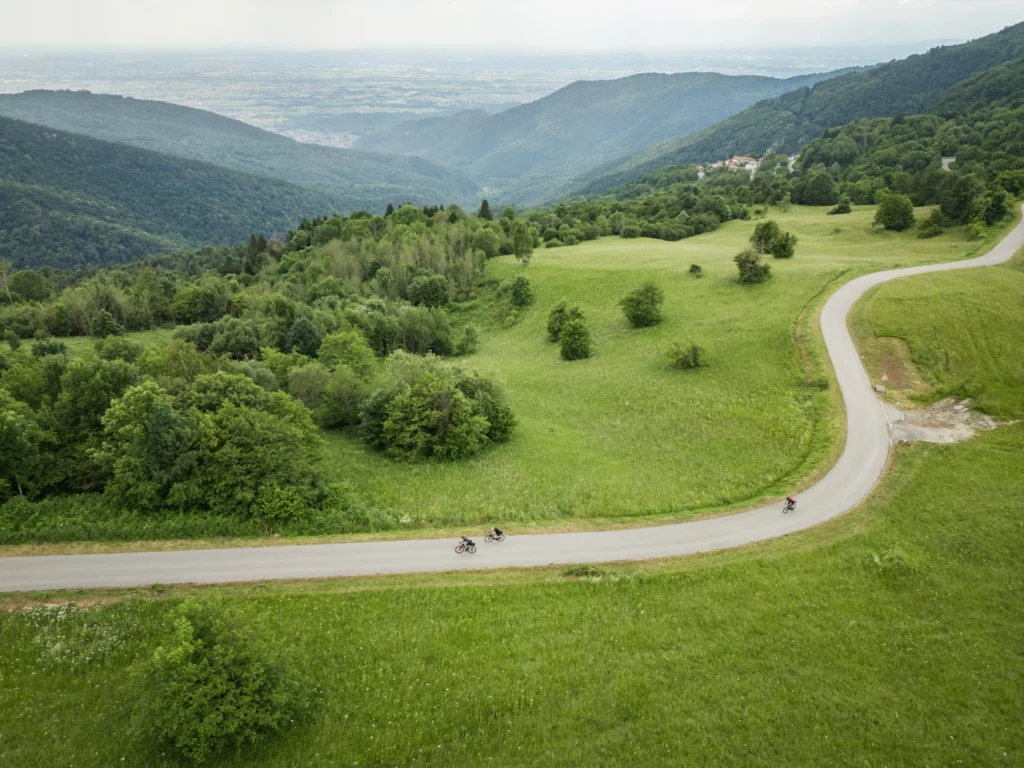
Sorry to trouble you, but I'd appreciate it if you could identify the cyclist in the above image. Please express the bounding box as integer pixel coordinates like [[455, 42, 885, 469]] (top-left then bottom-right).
[[784, 496, 797, 511], [460, 535, 475, 548], [489, 527, 504, 539]]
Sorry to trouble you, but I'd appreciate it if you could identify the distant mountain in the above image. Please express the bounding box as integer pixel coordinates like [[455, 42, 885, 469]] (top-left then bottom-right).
[[574, 21, 1024, 198], [0, 116, 348, 268], [354, 70, 849, 205], [0, 91, 481, 213]]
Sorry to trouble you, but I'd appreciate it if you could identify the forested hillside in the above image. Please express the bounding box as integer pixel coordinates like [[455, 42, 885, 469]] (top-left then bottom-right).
[[0, 116, 346, 268], [574, 22, 1024, 197], [355, 70, 844, 204], [0, 90, 481, 211]]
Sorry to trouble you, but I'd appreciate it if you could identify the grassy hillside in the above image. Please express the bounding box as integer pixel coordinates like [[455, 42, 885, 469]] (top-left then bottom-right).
[[321, 207, 1012, 528], [0, 90, 481, 212], [3, 426, 1023, 765], [356, 70, 843, 205], [574, 22, 1024, 197], [0, 116, 348, 268], [852, 250, 1024, 420]]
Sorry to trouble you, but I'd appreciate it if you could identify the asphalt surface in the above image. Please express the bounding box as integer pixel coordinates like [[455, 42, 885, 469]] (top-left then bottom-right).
[[3, 208, 1023, 592]]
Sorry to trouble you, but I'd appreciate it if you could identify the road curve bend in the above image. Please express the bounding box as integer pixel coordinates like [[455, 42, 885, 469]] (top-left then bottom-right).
[[3, 208, 1024, 592]]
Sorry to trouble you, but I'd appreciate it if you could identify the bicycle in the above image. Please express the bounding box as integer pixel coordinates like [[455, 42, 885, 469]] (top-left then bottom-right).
[[455, 542, 477, 554], [485, 532, 505, 542]]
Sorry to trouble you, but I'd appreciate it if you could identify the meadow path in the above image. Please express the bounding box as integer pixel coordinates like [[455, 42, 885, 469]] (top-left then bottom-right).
[[3, 208, 1023, 592]]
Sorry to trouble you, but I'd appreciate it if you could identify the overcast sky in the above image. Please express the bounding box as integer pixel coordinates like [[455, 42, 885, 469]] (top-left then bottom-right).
[[2, 0, 1021, 51]]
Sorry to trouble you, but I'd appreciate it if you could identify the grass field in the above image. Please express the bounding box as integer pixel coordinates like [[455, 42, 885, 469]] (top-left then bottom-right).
[[59, 328, 176, 359], [3, 432, 1021, 766], [851, 244, 1024, 420], [323, 206, 1015, 527]]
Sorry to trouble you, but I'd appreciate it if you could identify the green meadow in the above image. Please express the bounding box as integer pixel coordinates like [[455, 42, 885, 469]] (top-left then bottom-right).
[[323, 206, 1013, 527]]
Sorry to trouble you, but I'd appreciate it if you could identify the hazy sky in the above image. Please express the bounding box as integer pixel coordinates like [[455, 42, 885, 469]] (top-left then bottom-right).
[[2, 0, 1021, 51]]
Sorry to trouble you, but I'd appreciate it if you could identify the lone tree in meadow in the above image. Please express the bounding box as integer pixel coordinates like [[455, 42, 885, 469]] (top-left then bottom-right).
[[620, 283, 664, 328], [874, 193, 916, 231], [734, 248, 772, 284], [547, 300, 585, 342], [750, 220, 798, 258], [478, 199, 493, 220], [559, 318, 592, 361]]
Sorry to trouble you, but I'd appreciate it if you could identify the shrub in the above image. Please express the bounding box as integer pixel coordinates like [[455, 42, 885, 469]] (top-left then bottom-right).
[[734, 248, 772, 284], [318, 329, 376, 379], [316, 365, 369, 428], [917, 208, 946, 239], [668, 342, 704, 370], [547, 300, 584, 342], [407, 274, 450, 307], [620, 283, 664, 328], [134, 600, 312, 764], [89, 309, 125, 339], [873, 193, 915, 231], [770, 231, 798, 259], [32, 338, 68, 358], [287, 362, 330, 412], [455, 325, 479, 356], [508, 276, 534, 307], [827, 197, 852, 215], [559, 318, 592, 361], [688, 264, 703, 278], [95, 336, 143, 363]]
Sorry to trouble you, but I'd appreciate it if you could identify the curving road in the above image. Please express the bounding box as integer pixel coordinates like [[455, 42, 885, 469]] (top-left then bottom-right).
[[3, 209, 1023, 592]]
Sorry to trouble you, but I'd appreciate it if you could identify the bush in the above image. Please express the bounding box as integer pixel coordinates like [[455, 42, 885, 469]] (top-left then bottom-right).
[[769, 231, 798, 259], [316, 365, 369, 428], [89, 309, 125, 339], [134, 600, 312, 764], [32, 338, 68, 358], [508, 276, 534, 307], [360, 353, 515, 460], [734, 248, 772, 284], [318, 329, 376, 379], [827, 197, 852, 215], [873, 193, 915, 231], [688, 264, 703, 278], [407, 274, 449, 307], [668, 342, 704, 370], [917, 208, 946, 239], [547, 300, 584, 342], [95, 336, 143, 363], [620, 283, 664, 328], [455, 324, 479, 356], [559, 318, 592, 361]]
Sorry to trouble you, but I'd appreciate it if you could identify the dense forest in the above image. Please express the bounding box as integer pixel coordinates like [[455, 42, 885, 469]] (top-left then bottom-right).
[[0, 116, 350, 269], [354, 69, 846, 205], [0, 90, 482, 212], [574, 22, 1024, 197]]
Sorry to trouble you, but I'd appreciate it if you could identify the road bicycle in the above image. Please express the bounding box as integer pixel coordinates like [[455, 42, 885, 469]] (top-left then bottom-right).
[[485, 532, 505, 542], [455, 542, 477, 554]]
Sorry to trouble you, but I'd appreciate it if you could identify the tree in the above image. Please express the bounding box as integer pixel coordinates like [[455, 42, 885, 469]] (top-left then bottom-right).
[[318, 329, 377, 379], [0, 260, 12, 304], [9, 270, 49, 302], [0, 387, 49, 498], [689, 264, 703, 278], [873, 193, 916, 231], [750, 220, 782, 254], [559, 318, 592, 361], [547, 301, 584, 342], [508, 276, 533, 307], [802, 172, 839, 205], [620, 283, 664, 328], [473, 228, 501, 260], [284, 316, 323, 357], [770, 231, 798, 259], [135, 600, 311, 765], [407, 274, 449, 308], [382, 372, 489, 460], [317, 365, 369, 428], [510, 221, 533, 266], [827, 197, 852, 215], [208, 318, 261, 360], [385, 203, 395, 217], [287, 362, 330, 412], [478, 199, 493, 220], [90, 309, 125, 338], [734, 248, 772, 284]]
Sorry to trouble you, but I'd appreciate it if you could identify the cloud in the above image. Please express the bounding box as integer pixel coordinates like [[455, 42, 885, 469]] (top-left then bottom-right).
[[0, 0, 1020, 49]]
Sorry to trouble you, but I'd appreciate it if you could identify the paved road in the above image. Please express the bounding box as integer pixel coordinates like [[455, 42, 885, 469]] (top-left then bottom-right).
[[3, 209, 1023, 592]]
